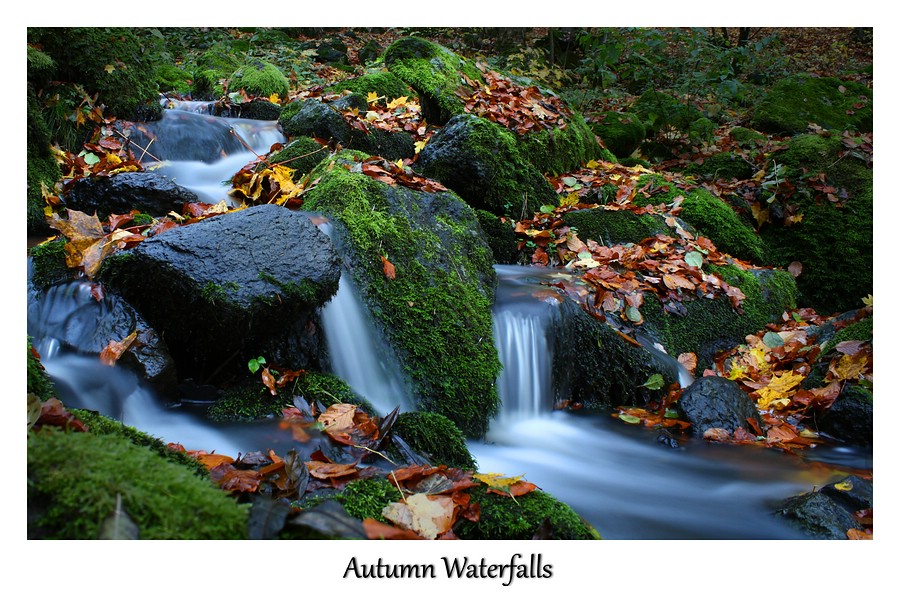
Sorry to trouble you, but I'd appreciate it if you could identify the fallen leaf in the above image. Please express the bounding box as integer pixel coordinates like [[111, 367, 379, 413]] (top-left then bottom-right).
[[381, 255, 396, 280], [381, 493, 457, 540]]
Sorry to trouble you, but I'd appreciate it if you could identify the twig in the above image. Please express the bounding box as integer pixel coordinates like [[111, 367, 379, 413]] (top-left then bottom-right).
[[352, 444, 397, 466], [112, 128, 161, 163], [389, 470, 406, 501]]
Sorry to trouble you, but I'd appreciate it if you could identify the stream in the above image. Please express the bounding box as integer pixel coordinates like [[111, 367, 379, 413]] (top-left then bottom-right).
[[27, 102, 873, 540]]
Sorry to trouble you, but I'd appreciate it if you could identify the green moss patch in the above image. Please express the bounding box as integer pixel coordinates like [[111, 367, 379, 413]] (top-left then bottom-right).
[[590, 111, 646, 159], [28, 429, 248, 539], [391, 411, 476, 470], [751, 74, 873, 134], [228, 59, 290, 99]]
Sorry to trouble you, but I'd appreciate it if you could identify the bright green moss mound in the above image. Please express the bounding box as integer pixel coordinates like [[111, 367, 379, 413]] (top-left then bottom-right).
[[384, 36, 483, 125], [156, 64, 193, 94], [762, 134, 872, 313], [590, 111, 646, 159], [822, 316, 873, 355], [642, 264, 797, 367], [302, 153, 501, 438], [28, 429, 248, 539], [751, 74, 873, 135], [265, 137, 329, 181], [729, 126, 767, 147], [28, 238, 70, 289], [191, 44, 242, 99], [392, 411, 476, 470], [325, 70, 414, 102], [636, 175, 765, 264], [228, 59, 290, 99], [454, 487, 599, 540]]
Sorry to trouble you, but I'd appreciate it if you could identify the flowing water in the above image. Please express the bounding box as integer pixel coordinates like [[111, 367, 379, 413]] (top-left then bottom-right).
[[27, 104, 873, 539]]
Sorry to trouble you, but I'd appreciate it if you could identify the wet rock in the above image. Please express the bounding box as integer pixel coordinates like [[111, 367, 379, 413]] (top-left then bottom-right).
[[679, 376, 763, 436], [63, 172, 198, 221], [99, 204, 341, 383], [775, 476, 872, 539], [818, 383, 873, 446]]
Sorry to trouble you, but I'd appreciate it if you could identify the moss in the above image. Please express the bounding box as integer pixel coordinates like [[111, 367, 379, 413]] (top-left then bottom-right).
[[26, 153, 61, 234], [27, 45, 55, 83], [331, 478, 402, 522], [751, 74, 873, 134], [69, 408, 207, 477], [562, 207, 675, 246], [228, 59, 290, 99], [641, 264, 797, 367], [391, 411, 476, 470], [265, 137, 329, 180], [27, 341, 56, 401], [729, 126, 767, 147], [761, 134, 872, 313], [475, 209, 518, 264], [302, 153, 501, 437], [590, 111, 646, 159], [682, 152, 755, 181], [384, 36, 483, 125], [132, 213, 154, 226], [297, 372, 377, 415], [822, 316, 872, 355], [325, 70, 413, 102], [636, 175, 765, 264], [28, 238, 70, 289], [155, 64, 192, 94], [28, 429, 248, 539], [516, 111, 603, 175], [28, 27, 160, 121], [687, 117, 716, 144], [453, 487, 599, 540], [191, 44, 242, 98]]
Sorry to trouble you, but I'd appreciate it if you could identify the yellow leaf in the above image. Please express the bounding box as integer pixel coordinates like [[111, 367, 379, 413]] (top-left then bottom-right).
[[386, 96, 408, 109], [750, 348, 770, 371], [414, 139, 427, 154], [560, 191, 580, 208], [727, 364, 746, 380], [104, 64, 115, 74], [755, 387, 790, 410], [268, 92, 281, 104], [395, 159, 404, 170], [767, 371, 805, 395], [861, 294, 873, 307], [473, 472, 525, 489], [366, 91, 379, 104], [365, 110, 380, 122], [830, 353, 867, 381], [585, 159, 600, 169], [834, 481, 854, 491]]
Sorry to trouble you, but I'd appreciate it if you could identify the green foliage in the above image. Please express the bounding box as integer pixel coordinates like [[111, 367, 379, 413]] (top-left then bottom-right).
[[392, 411, 476, 470], [28, 239, 70, 289], [28, 429, 247, 539], [155, 64, 193, 94]]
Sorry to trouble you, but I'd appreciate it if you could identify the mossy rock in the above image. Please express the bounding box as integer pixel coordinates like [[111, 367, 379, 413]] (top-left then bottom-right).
[[562, 206, 684, 246], [453, 487, 599, 540], [27, 341, 56, 401], [687, 117, 716, 144], [264, 137, 329, 181], [821, 315, 872, 355], [28, 238, 71, 289], [415, 113, 558, 218], [515, 110, 603, 175], [384, 36, 483, 125], [190, 44, 242, 99], [751, 74, 873, 135], [641, 264, 798, 367], [635, 174, 765, 265], [682, 152, 755, 182], [208, 371, 376, 422], [27, 45, 55, 84], [632, 90, 704, 135], [325, 70, 414, 103], [228, 59, 290, 99], [729, 126, 767, 147], [28, 428, 248, 539], [761, 134, 872, 313], [28, 27, 161, 122], [27, 87, 63, 235], [302, 151, 501, 438], [590, 111, 646, 159], [475, 209, 518, 264], [391, 411, 476, 470]]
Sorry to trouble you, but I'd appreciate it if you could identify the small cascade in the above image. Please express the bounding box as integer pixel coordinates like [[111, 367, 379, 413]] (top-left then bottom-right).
[[320, 271, 412, 416], [161, 97, 218, 114]]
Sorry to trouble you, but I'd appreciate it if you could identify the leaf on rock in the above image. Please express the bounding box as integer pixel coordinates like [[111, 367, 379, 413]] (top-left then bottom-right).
[[99, 331, 138, 366], [639, 373, 665, 390], [381, 493, 457, 540]]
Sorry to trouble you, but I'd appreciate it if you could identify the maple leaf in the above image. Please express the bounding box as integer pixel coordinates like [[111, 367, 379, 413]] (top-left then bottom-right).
[[829, 352, 868, 381], [317, 403, 380, 447], [473, 472, 538, 498]]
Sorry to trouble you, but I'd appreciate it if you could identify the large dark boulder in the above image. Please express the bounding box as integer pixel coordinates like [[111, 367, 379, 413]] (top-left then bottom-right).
[[678, 376, 763, 436], [124, 110, 249, 163], [99, 204, 341, 383], [415, 113, 558, 218], [63, 172, 199, 221]]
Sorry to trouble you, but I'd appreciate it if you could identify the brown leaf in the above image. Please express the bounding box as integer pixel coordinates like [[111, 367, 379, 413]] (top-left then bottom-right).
[[677, 352, 698, 374], [381, 493, 457, 540], [380, 255, 396, 280], [35, 397, 88, 432], [363, 518, 425, 540], [261, 367, 277, 396], [210, 463, 263, 493], [788, 261, 803, 277], [99, 331, 138, 366]]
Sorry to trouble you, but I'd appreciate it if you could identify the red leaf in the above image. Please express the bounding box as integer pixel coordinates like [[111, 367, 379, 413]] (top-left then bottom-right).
[[381, 255, 396, 280]]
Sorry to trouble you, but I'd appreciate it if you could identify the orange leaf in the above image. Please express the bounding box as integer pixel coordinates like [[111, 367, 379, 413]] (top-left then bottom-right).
[[209, 463, 262, 493], [363, 518, 425, 540], [261, 367, 277, 395], [306, 460, 359, 480], [197, 453, 236, 470], [677, 352, 698, 374], [99, 330, 138, 366], [381, 255, 396, 280]]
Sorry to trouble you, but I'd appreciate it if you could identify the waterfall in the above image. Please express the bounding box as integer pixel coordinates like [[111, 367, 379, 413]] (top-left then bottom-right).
[[319, 271, 412, 416], [492, 305, 555, 421]]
